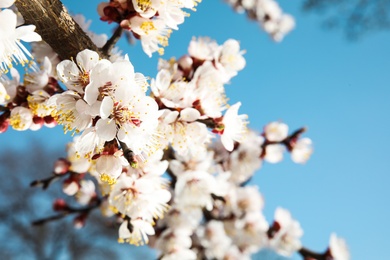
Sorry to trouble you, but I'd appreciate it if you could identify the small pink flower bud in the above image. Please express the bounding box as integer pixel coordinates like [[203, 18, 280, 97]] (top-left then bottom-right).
[[178, 55, 193, 72], [73, 213, 88, 229], [54, 158, 70, 175], [53, 199, 68, 211], [0, 117, 9, 133], [44, 115, 56, 124]]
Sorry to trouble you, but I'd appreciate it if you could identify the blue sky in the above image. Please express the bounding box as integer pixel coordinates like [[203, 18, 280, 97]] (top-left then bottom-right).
[[1, 0, 389, 259]]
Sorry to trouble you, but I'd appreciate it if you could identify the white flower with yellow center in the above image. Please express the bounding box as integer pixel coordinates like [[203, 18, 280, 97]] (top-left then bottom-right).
[[118, 218, 155, 245], [9, 106, 33, 131], [27, 90, 53, 117], [132, 0, 161, 18], [129, 16, 172, 57], [109, 173, 171, 221], [0, 9, 42, 73], [100, 93, 160, 156], [188, 37, 219, 61], [151, 69, 196, 109], [158, 0, 187, 30], [174, 170, 226, 211], [291, 137, 313, 164], [57, 49, 100, 93], [96, 152, 128, 185], [216, 39, 246, 82], [264, 121, 288, 142], [49, 91, 99, 134], [269, 207, 303, 257]]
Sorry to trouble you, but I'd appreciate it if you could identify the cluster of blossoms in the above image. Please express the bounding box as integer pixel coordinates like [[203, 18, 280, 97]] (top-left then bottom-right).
[[225, 0, 295, 41], [0, 58, 59, 133], [24, 36, 347, 259], [0, 10, 110, 133], [0, 0, 350, 259], [98, 0, 200, 56]]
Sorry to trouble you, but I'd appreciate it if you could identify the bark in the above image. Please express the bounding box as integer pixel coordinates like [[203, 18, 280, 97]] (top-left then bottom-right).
[[14, 0, 104, 60]]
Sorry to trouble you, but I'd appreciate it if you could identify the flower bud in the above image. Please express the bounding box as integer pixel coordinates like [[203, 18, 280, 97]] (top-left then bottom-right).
[[54, 158, 70, 175], [73, 213, 88, 229], [63, 178, 79, 196], [0, 117, 9, 133], [53, 198, 68, 211]]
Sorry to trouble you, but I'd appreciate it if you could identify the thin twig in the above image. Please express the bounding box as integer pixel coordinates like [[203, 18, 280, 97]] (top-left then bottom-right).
[[101, 26, 123, 57], [32, 198, 102, 226], [298, 247, 327, 260]]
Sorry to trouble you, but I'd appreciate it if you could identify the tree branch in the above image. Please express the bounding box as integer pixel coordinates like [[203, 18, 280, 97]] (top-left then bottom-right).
[[32, 198, 102, 226], [101, 26, 123, 57], [15, 0, 104, 60], [298, 247, 327, 260]]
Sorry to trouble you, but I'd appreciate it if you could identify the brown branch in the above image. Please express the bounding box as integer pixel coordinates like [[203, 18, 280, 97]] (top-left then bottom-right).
[[30, 174, 61, 190], [101, 26, 123, 57], [298, 247, 327, 260], [117, 139, 138, 168], [0, 106, 8, 112], [15, 0, 105, 60], [261, 126, 307, 152], [32, 198, 102, 226]]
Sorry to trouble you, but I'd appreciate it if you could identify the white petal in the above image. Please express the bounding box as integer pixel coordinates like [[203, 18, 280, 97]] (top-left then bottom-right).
[[100, 96, 113, 119], [221, 134, 234, 152], [96, 118, 117, 141], [0, 0, 15, 8], [15, 25, 42, 42], [179, 108, 200, 122], [163, 110, 179, 124], [264, 144, 284, 163], [0, 9, 17, 34], [119, 221, 131, 239], [76, 49, 100, 72]]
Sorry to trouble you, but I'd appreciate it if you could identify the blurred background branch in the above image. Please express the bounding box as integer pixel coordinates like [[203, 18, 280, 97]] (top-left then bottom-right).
[[303, 0, 390, 39], [0, 143, 154, 259]]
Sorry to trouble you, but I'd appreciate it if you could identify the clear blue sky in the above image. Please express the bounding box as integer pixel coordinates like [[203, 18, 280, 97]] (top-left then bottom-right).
[[1, 0, 389, 259]]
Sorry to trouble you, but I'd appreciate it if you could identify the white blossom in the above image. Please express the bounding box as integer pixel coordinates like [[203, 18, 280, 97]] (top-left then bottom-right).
[[9, 106, 33, 131], [264, 121, 288, 142], [221, 102, 248, 152], [291, 137, 313, 164], [0, 9, 42, 73], [118, 218, 155, 245], [329, 233, 350, 260], [269, 207, 303, 257]]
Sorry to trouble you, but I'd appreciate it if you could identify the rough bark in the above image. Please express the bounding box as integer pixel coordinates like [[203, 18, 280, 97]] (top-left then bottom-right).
[[14, 0, 104, 60]]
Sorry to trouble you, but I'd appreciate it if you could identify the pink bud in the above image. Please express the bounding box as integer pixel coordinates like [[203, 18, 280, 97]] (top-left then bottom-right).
[[73, 213, 88, 229], [54, 158, 70, 175], [0, 117, 9, 133], [178, 55, 193, 71], [33, 116, 44, 125], [53, 199, 68, 211]]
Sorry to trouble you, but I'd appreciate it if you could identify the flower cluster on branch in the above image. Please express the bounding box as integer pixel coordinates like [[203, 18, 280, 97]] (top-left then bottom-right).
[[0, 0, 350, 259]]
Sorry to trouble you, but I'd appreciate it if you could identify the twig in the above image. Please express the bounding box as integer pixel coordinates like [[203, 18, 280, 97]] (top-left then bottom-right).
[[32, 198, 102, 226], [101, 26, 123, 57], [298, 247, 327, 260], [30, 174, 62, 190]]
